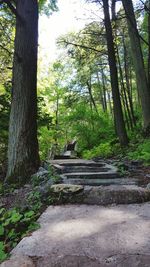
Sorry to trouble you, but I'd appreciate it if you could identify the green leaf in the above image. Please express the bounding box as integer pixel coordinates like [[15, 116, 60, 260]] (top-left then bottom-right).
[[0, 208, 5, 216], [9, 211, 23, 223], [0, 226, 4, 236], [0, 242, 7, 262], [7, 229, 15, 239], [24, 211, 35, 218], [27, 222, 40, 232]]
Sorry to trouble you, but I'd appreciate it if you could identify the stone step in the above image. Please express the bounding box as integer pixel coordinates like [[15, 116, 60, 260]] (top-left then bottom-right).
[[49, 184, 150, 205], [54, 155, 76, 160], [62, 171, 119, 179], [62, 166, 110, 173], [59, 162, 105, 167], [63, 178, 138, 186]]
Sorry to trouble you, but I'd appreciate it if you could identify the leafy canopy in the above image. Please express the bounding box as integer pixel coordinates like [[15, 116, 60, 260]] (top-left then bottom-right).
[[39, 0, 58, 15]]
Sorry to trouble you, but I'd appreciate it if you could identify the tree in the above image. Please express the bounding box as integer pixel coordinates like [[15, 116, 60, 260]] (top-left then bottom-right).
[[6, 0, 40, 182], [102, 0, 128, 146], [122, 0, 150, 133], [0, 0, 57, 183]]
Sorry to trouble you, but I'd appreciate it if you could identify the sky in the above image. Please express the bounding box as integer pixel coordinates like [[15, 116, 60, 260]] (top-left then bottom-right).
[[38, 0, 99, 63]]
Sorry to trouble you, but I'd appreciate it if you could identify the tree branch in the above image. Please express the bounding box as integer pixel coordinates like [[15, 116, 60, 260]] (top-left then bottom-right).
[[4, 0, 17, 15], [0, 43, 12, 55], [0, 0, 21, 20], [58, 39, 105, 54]]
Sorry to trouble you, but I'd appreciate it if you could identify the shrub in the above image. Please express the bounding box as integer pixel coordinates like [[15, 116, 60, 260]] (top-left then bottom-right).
[[83, 142, 113, 159], [127, 139, 150, 164]]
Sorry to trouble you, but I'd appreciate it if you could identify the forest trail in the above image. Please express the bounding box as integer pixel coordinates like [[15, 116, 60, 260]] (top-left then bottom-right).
[[48, 158, 150, 205], [2, 203, 150, 267], [1, 159, 150, 267]]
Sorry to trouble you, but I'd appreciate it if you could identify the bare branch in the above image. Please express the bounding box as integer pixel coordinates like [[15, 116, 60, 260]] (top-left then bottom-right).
[[58, 39, 105, 54]]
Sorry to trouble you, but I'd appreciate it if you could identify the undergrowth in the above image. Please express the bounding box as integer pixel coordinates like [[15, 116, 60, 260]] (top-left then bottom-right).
[[0, 207, 40, 261], [0, 165, 59, 263], [82, 137, 150, 164]]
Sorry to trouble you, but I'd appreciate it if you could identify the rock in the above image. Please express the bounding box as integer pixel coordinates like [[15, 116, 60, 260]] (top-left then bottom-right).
[[0, 255, 35, 267], [146, 183, 150, 189], [13, 189, 19, 194], [36, 180, 54, 197], [31, 167, 50, 185], [80, 185, 150, 205], [57, 185, 150, 205], [24, 184, 31, 189], [11, 203, 150, 267], [51, 184, 84, 194]]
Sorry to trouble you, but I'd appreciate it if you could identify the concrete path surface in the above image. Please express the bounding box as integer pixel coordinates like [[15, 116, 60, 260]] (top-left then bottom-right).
[[6, 202, 150, 267]]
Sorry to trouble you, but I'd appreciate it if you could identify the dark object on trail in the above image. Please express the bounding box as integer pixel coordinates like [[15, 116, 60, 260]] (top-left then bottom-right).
[[66, 141, 76, 151]]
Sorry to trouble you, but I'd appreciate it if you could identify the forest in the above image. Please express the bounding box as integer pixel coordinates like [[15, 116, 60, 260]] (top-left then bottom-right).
[[0, 0, 150, 264]]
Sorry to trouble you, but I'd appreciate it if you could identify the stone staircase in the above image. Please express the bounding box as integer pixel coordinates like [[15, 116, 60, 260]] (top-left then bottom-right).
[[50, 159, 138, 186]]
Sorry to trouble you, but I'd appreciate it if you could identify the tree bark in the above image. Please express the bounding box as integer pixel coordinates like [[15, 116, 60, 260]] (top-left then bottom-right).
[[115, 36, 134, 130], [147, 2, 150, 87], [6, 0, 40, 183], [87, 78, 99, 114], [122, 0, 150, 133], [100, 69, 107, 112], [102, 0, 128, 146], [122, 34, 136, 126]]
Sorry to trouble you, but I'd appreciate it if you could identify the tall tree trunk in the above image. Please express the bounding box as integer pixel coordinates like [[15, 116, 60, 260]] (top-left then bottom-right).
[[115, 37, 134, 129], [102, 0, 128, 146], [87, 78, 99, 114], [6, 0, 40, 183], [147, 1, 150, 86], [108, 91, 113, 116], [122, 0, 150, 133], [123, 34, 136, 126], [97, 71, 107, 112], [100, 68, 107, 112]]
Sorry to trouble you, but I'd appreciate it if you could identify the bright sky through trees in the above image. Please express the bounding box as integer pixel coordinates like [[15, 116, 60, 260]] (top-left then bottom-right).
[[38, 0, 99, 63]]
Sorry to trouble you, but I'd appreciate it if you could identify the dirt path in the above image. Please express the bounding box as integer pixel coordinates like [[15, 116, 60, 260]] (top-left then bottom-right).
[[3, 202, 150, 267]]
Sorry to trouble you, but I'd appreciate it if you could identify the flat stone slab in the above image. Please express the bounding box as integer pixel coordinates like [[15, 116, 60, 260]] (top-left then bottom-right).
[[49, 159, 105, 167], [50, 184, 150, 205], [50, 159, 93, 164], [62, 172, 118, 179], [10, 203, 150, 267], [63, 178, 139, 186], [62, 166, 110, 173]]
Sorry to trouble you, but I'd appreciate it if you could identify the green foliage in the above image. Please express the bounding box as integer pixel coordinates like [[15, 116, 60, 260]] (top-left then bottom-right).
[[27, 191, 42, 212], [0, 207, 40, 262], [37, 96, 53, 128], [83, 142, 113, 159], [67, 103, 115, 153], [38, 127, 52, 160], [0, 242, 7, 262], [127, 139, 150, 164], [0, 90, 10, 171], [0, 14, 14, 85], [39, 0, 58, 16], [47, 165, 61, 183]]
